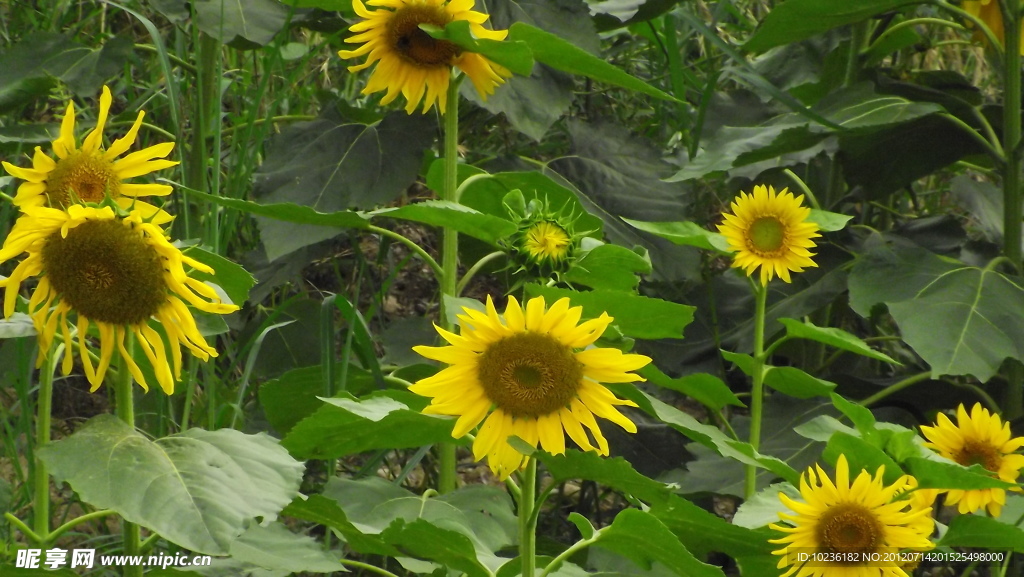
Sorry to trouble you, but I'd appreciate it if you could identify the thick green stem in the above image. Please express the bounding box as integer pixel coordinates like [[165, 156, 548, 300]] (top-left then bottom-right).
[[744, 283, 768, 500], [33, 348, 57, 544], [115, 338, 142, 577], [437, 76, 461, 495], [1003, 0, 1024, 420], [519, 458, 538, 577]]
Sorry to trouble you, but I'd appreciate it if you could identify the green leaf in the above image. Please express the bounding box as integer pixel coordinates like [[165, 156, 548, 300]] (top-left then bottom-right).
[[594, 510, 726, 577], [766, 366, 836, 399], [568, 512, 596, 539], [733, 482, 802, 529], [745, 0, 920, 53], [563, 243, 652, 291], [525, 285, 694, 340], [939, 514, 1024, 552], [206, 522, 347, 574], [184, 186, 369, 233], [422, 20, 533, 76], [622, 219, 731, 253], [850, 241, 1024, 381], [458, 170, 604, 237], [830, 392, 878, 433], [38, 415, 304, 555], [182, 246, 255, 306], [649, 494, 777, 575], [283, 494, 399, 556], [640, 365, 744, 411], [0, 313, 35, 338], [538, 449, 673, 504], [249, 112, 434, 260], [258, 366, 378, 435], [193, 0, 290, 46], [905, 457, 1017, 491], [807, 209, 852, 232], [370, 200, 518, 246], [464, 65, 573, 140], [778, 318, 898, 364], [617, 386, 799, 485], [823, 432, 904, 485], [508, 23, 679, 102], [280, 390, 465, 459]]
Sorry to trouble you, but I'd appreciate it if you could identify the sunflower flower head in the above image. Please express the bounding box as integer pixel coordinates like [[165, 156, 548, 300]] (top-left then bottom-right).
[[2, 86, 178, 214], [0, 204, 238, 395], [717, 184, 820, 285], [919, 403, 1024, 517], [769, 454, 935, 577], [503, 197, 586, 278], [410, 295, 651, 479], [963, 0, 1024, 55], [338, 0, 512, 114]]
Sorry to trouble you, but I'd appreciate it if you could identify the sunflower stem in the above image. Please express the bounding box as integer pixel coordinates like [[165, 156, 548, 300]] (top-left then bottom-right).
[[437, 74, 462, 495], [519, 457, 538, 577], [1001, 0, 1024, 421], [115, 336, 142, 577], [32, 344, 57, 545], [744, 282, 768, 500]]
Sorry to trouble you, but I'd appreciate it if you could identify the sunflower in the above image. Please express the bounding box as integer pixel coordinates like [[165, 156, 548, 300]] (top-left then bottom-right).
[[717, 184, 820, 285], [521, 221, 572, 266], [919, 403, 1024, 517], [0, 204, 238, 394], [963, 0, 1024, 54], [338, 0, 511, 114], [770, 455, 935, 577], [410, 295, 650, 479], [1, 85, 177, 215]]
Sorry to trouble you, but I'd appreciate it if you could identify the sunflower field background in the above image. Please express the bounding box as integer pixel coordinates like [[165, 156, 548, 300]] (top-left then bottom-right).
[[6, 0, 1024, 576]]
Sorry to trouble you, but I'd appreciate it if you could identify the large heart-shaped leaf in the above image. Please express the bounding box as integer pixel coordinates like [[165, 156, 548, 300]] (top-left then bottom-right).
[[38, 415, 304, 554], [849, 240, 1024, 381]]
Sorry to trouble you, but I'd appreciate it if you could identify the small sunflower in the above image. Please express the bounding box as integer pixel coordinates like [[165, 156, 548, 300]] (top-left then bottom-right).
[[520, 220, 573, 267], [717, 184, 820, 285], [410, 295, 650, 479], [919, 403, 1024, 517], [770, 455, 935, 577], [1, 86, 177, 214], [338, 0, 511, 114], [0, 205, 238, 394], [963, 0, 1024, 54]]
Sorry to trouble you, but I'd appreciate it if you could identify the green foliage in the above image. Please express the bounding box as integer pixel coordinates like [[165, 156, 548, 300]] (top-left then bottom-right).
[[38, 415, 304, 554]]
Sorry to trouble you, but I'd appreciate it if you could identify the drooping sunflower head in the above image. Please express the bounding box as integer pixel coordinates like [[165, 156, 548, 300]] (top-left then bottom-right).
[[716, 184, 820, 285], [1, 85, 178, 213], [962, 0, 1024, 54], [919, 403, 1024, 517], [410, 295, 651, 479], [338, 0, 512, 114], [0, 205, 238, 394], [770, 455, 935, 577]]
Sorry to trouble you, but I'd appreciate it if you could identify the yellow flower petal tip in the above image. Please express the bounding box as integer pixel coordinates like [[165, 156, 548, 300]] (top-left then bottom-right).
[[769, 454, 935, 577], [1, 85, 178, 211], [716, 184, 820, 286], [338, 0, 512, 114], [410, 295, 649, 479], [0, 205, 238, 395]]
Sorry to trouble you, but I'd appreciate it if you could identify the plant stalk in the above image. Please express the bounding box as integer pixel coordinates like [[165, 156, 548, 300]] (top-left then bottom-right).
[[437, 75, 461, 494], [1003, 0, 1024, 420], [33, 347, 57, 544], [519, 457, 538, 577], [115, 337, 142, 577], [744, 282, 769, 499]]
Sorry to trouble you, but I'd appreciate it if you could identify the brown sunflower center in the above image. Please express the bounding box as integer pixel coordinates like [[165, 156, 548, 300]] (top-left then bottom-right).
[[41, 219, 166, 326], [747, 216, 786, 255], [387, 5, 460, 67], [955, 440, 1003, 472], [477, 331, 584, 417], [44, 150, 121, 207], [815, 503, 884, 561]]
